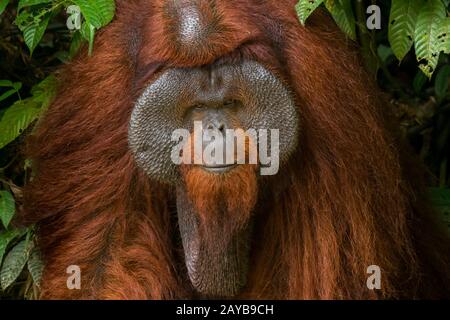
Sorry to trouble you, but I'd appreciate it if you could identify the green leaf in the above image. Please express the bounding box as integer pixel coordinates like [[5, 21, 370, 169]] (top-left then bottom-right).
[[0, 75, 56, 149], [0, 80, 13, 87], [437, 18, 450, 54], [324, 0, 356, 41], [0, 230, 20, 263], [66, 1, 116, 55], [0, 98, 41, 149], [55, 50, 70, 63], [27, 246, 43, 286], [435, 65, 450, 101], [12, 82, 22, 91], [69, 31, 83, 59], [377, 44, 394, 63], [295, 0, 324, 25], [23, 13, 51, 55], [388, 0, 423, 61], [413, 69, 428, 94], [17, 0, 52, 11], [0, 89, 17, 102], [15, 11, 32, 30], [0, 191, 15, 229], [0, 0, 9, 15], [414, 0, 446, 78], [0, 81, 21, 102], [30, 75, 57, 108], [73, 0, 116, 28], [0, 240, 29, 290], [80, 22, 96, 55]]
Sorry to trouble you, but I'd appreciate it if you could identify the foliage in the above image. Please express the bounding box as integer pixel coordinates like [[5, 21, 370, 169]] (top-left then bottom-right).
[[13, 0, 115, 55], [0, 0, 115, 299], [0, 0, 449, 299], [296, 0, 450, 78]]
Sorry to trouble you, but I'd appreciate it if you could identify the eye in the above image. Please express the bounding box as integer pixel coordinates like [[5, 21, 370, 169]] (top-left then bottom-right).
[[192, 104, 206, 111], [224, 100, 234, 107], [223, 99, 242, 109]]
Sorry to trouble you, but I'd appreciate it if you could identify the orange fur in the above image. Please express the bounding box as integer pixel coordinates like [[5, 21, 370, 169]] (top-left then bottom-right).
[[20, 0, 450, 299]]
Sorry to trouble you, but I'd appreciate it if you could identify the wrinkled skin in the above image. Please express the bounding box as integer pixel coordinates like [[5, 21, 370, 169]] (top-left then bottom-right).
[[128, 3, 299, 297], [129, 61, 298, 183]]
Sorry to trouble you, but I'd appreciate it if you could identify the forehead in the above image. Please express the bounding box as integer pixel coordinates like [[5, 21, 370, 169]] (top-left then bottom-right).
[[131, 0, 283, 68], [164, 0, 220, 49]]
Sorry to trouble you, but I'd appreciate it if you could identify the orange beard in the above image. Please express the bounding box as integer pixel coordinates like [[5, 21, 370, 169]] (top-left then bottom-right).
[[180, 132, 259, 247]]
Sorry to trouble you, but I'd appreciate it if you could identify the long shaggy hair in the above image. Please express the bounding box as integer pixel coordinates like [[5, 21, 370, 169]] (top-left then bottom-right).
[[21, 0, 450, 299]]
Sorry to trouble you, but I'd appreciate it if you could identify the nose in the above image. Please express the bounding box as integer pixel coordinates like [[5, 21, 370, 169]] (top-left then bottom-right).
[[190, 65, 240, 110], [187, 65, 241, 133], [194, 66, 229, 105], [203, 112, 228, 133]]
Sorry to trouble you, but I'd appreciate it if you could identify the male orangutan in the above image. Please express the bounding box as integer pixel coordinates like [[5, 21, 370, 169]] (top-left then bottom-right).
[[21, 0, 450, 299]]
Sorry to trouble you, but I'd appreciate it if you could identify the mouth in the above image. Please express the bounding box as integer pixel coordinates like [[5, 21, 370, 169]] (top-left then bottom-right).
[[200, 163, 237, 173]]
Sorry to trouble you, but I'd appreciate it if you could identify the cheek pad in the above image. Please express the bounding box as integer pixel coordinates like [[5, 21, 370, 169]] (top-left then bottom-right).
[[128, 71, 190, 184], [128, 61, 299, 183]]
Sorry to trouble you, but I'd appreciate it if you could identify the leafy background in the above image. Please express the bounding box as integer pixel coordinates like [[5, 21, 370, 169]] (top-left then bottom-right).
[[0, 0, 449, 299]]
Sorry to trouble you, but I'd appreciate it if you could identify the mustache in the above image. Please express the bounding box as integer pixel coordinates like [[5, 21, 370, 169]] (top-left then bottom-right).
[[180, 163, 258, 247]]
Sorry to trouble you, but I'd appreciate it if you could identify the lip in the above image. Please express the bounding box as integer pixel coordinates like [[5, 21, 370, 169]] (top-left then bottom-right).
[[200, 163, 237, 173]]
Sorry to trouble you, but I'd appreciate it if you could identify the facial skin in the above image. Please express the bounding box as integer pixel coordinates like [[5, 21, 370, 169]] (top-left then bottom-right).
[[128, 1, 299, 297]]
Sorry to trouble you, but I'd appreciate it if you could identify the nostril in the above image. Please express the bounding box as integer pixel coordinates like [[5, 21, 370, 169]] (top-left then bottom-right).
[[223, 100, 234, 107], [206, 122, 225, 131]]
